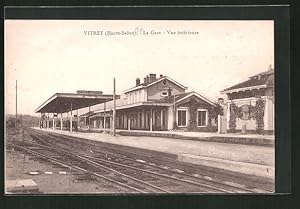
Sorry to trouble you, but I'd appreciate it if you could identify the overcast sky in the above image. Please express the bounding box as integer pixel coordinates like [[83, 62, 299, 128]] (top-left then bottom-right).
[[5, 20, 274, 116]]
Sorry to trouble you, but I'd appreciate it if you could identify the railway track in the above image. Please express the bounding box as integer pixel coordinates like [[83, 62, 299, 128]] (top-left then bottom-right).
[[18, 129, 270, 193], [8, 141, 169, 193], [9, 136, 225, 193]]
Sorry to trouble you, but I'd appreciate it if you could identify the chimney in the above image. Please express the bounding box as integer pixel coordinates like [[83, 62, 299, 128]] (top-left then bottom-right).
[[218, 98, 224, 104], [149, 73, 156, 83], [160, 74, 163, 78], [144, 77, 147, 84], [136, 78, 140, 86], [146, 75, 150, 84]]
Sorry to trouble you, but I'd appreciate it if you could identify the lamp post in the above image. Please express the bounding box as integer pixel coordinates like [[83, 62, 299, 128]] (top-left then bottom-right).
[[15, 80, 18, 129], [113, 77, 116, 136]]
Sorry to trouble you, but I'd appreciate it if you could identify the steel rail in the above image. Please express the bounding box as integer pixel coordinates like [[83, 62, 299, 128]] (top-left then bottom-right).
[[81, 153, 264, 193], [36, 131, 260, 193], [27, 131, 234, 192], [80, 154, 237, 193], [26, 133, 171, 193], [28, 129, 271, 193], [8, 142, 166, 193]]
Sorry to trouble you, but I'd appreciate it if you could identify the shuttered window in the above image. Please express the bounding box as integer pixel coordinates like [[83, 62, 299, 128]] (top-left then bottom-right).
[[197, 109, 208, 126], [177, 109, 187, 127]]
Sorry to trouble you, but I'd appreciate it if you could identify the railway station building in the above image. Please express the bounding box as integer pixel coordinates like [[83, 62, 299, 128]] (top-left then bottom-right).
[[86, 74, 219, 132]]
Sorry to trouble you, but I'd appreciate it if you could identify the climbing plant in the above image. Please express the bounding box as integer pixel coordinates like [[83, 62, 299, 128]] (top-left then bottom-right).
[[228, 99, 265, 134], [254, 98, 265, 134], [207, 106, 218, 131], [187, 98, 198, 130], [229, 102, 239, 132], [210, 104, 224, 121], [173, 121, 178, 130]]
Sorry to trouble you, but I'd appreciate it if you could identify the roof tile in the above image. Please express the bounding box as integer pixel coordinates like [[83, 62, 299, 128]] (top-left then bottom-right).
[[222, 69, 274, 92]]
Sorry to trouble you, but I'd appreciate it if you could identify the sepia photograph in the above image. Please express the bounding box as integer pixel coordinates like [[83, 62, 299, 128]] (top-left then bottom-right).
[[5, 19, 275, 194]]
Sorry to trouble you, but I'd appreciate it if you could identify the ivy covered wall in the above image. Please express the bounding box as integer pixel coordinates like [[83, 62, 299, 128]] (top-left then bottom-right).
[[228, 98, 266, 134], [176, 96, 222, 132]]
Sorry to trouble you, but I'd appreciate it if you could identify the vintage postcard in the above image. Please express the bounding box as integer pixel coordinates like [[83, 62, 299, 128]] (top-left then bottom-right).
[[5, 19, 275, 194]]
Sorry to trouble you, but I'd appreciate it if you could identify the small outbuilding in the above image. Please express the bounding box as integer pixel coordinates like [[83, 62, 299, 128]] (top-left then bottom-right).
[[221, 66, 274, 134]]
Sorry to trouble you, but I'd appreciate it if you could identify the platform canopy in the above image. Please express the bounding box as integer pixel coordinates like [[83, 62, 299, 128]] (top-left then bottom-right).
[[35, 92, 120, 113]]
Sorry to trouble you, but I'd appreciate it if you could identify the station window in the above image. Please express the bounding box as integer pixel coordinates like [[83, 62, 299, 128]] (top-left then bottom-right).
[[197, 109, 208, 127], [177, 109, 187, 127], [161, 91, 168, 97]]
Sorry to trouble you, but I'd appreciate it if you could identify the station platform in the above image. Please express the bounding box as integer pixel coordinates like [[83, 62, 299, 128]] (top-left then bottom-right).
[[117, 129, 274, 146], [32, 127, 275, 179]]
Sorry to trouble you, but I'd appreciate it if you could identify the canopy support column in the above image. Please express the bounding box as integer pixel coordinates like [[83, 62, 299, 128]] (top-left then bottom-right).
[[47, 113, 49, 129], [104, 101, 106, 133], [60, 113, 63, 131], [142, 110, 145, 129], [52, 114, 55, 130], [88, 106, 91, 131], [161, 109, 163, 129], [128, 117, 130, 131], [70, 102, 73, 132], [76, 109, 79, 131], [39, 113, 42, 129], [150, 108, 153, 132]]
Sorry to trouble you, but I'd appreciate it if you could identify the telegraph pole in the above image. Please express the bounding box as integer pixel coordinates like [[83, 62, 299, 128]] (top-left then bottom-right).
[[173, 91, 176, 129], [113, 77, 116, 136], [15, 80, 18, 129]]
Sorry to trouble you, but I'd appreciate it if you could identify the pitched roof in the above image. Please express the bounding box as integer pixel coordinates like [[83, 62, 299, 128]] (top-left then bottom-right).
[[123, 76, 187, 93], [35, 92, 119, 113], [221, 69, 274, 93], [158, 91, 216, 107], [81, 91, 216, 116]]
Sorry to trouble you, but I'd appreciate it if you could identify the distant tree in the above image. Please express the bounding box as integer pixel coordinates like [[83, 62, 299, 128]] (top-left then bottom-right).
[[6, 114, 40, 128], [6, 117, 15, 128]]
